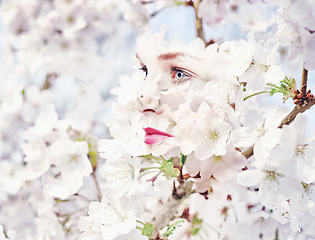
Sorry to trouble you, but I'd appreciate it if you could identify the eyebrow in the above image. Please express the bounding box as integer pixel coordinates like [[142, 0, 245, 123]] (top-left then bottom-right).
[[158, 52, 184, 61], [135, 53, 143, 62]]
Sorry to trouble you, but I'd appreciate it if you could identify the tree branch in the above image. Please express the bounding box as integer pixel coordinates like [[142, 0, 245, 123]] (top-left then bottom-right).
[[242, 66, 314, 160], [278, 98, 315, 127], [151, 181, 193, 230], [192, 0, 205, 43], [242, 98, 315, 159]]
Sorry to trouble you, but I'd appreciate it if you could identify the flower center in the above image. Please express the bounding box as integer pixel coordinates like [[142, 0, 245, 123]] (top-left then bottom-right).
[[117, 211, 128, 222], [295, 144, 307, 155], [208, 130, 219, 142], [257, 126, 266, 137], [212, 155, 222, 163], [266, 171, 278, 181]]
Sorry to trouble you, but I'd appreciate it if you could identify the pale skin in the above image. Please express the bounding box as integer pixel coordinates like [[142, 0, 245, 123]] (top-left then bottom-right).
[[135, 51, 208, 90]]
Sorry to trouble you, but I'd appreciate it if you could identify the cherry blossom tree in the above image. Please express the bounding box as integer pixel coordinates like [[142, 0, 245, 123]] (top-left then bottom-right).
[[1, 0, 315, 240]]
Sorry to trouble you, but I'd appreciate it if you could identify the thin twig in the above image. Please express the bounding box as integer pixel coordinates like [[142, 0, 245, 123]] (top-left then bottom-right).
[[92, 172, 102, 202], [275, 229, 279, 240], [301, 67, 308, 96]]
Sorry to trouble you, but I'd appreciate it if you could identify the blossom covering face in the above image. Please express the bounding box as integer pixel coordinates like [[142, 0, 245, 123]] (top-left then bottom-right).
[[111, 34, 244, 164], [95, 32, 309, 240]]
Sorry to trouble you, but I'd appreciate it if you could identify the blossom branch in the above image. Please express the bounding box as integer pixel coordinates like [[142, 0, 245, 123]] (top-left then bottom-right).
[[152, 181, 194, 230], [242, 67, 313, 159], [242, 97, 315, 159]]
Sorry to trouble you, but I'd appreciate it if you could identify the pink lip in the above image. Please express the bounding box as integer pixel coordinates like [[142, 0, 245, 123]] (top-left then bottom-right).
[[144, 127, 174, 145]]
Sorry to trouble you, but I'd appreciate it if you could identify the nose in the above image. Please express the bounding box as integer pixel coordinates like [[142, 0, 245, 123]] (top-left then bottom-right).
[[136, 94, 163, 115]]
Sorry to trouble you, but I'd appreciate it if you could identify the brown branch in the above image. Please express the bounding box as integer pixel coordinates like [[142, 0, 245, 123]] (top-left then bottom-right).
[[242, 98, 315, 159], [192, 0, 205, 43], [278, 98, 315, 127]]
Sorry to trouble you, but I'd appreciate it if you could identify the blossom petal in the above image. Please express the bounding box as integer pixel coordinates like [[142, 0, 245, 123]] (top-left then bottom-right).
[[237, 169, 266, 186]]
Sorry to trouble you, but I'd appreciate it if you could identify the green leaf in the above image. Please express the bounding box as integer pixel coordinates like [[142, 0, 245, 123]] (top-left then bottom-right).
[[266, 77, 296, 103], [174, 0, 185, 5], [269, 88, 277, 96], [191, 216, 203, 236], [142, 223, 154, 238], [160, 161, 180, 178], [192, 217, 202, 226], [163, 219, 184, 237], [180, 154, 187, 165], [191, 227, 201, 235]]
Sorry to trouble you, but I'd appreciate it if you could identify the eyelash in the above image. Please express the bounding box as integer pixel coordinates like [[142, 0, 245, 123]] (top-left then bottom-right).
[[171, 66, 193, 84], [138, 65, 194, 83], [139, 65, 148, 78]]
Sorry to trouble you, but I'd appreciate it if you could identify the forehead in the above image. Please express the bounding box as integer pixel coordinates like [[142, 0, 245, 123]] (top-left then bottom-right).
[[135, 50, 210, 78], [136, 51, 202, 64]]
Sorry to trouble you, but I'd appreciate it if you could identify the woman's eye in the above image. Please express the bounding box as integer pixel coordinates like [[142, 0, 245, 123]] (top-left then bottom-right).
[[139, 65, 148, 79], [171, 67, 192, 83]]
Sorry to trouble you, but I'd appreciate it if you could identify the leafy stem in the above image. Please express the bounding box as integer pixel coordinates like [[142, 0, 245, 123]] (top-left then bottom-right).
[[141, 155, 180, 179], [243, 90, 270, 101], [267, 77, 297, 102], [163, 219, 184, 237], [140, 166, 160, 172], [244, 77, 296, 102]]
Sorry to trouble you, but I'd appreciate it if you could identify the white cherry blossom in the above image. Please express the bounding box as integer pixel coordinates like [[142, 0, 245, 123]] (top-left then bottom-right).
[[79, 197, 137, 240], [193, 101, 230, 160], [100, 153, 141, 198]]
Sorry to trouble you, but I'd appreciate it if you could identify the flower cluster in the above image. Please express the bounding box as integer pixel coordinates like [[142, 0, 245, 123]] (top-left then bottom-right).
[[274, 0, 315, 70], [0, 0, 135, 239], [1, 0, 315, 240], [80, 28, 315, 238], [1, 0, 131, 79]]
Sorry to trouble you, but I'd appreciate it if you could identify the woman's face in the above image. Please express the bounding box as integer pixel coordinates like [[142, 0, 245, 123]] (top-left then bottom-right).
[[133, 40, 223, 117], [135, 47, 210, 91]]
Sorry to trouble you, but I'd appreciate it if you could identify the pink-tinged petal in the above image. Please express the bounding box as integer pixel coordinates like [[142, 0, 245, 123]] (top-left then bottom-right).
[[194, 178, 212, 193], [143, 127, 174, 145], [184, 155, 201, 177]]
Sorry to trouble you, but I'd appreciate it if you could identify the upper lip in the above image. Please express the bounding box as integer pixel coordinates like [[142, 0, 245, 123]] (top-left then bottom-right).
[[143, 127, 174, 145]]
